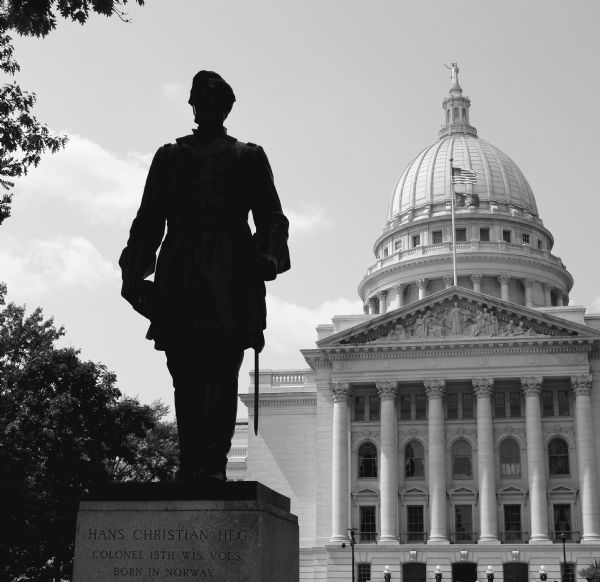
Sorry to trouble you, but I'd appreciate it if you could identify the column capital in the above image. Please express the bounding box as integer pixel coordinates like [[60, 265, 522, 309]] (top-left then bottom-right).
[[377, 381, 398, 400], [541, 282, 551, 291], [571, 374, 593, 396], [473, 377, 494, 397], [521, 376, 543, 395], [377, 290, 388, 299], [522, 278, 535, 288], [471, 273, 483, 283], [329, 382, 351, 402], [416, 278, 428, 290], [424, 378, 446, 398], [393, 283, 405, 292], [497, 274, 510, 285]]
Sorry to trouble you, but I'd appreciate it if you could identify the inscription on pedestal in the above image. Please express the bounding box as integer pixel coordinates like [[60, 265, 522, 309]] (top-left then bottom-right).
[[73, 492, 298, 582]]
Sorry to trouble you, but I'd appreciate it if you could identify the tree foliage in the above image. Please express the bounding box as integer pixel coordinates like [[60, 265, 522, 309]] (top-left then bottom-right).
[[0, 285, 178, 581], [0, 0, 145, 226]]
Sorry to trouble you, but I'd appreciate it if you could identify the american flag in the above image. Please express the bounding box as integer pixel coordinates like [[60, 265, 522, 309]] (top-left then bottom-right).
[[451, 166, 478, 185]]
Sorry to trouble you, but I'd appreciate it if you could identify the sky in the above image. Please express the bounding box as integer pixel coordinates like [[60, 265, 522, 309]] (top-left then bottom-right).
[[2, 0, 599, 415]]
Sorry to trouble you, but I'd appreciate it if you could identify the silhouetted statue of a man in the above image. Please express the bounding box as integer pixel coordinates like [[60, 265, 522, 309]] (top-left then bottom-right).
[[120, 71, 290, 482]]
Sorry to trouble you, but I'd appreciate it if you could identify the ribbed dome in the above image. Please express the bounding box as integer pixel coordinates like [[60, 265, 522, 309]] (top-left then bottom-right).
[[387, 134, 539, 222]]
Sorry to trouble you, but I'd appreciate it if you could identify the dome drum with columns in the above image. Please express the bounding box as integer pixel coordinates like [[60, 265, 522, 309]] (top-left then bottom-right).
[[359, 64, 572, 314]]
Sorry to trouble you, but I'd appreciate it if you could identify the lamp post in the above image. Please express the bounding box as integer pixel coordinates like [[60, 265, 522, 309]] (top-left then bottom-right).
[[341, 528, 357, 582], [539, 565, 547, 582], [435, 565, 443, 582], [560, 532, 567, 582]]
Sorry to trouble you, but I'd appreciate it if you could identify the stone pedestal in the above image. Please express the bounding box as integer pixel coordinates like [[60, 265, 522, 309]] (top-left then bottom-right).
[[73, 481, 299, 582]]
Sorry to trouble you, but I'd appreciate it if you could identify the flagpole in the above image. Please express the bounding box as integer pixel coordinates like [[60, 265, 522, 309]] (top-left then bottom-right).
[[450, 157, 457, 286]]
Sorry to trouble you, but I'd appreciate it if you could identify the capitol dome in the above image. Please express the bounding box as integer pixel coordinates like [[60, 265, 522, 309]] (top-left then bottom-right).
[[358, 64, 573, 313], [387, 134, 539, 223]]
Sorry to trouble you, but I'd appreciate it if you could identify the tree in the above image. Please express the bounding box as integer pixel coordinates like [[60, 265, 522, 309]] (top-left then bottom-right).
[[0, 285, 178, 581], [0, 0, 145, 226]]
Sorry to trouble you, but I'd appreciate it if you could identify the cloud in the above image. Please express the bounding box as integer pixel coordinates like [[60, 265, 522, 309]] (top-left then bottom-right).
[[260, 294, 363, 367], [0, 235, 119, 300], [286, 206, 330, 234], [15, 134, 150, 226]]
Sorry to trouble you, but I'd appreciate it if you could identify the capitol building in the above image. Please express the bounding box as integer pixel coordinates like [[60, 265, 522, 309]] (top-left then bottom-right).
[[230, 67, 600, 582]]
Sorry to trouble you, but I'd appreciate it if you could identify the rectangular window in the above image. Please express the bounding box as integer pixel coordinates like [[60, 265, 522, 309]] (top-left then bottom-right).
[[412, 234, 421, 247], [407, 505, 425, 542], [553, 504, 572, 540], [494, 392, 506, 418], [400, 394, 411, 421], [462, 393, 474, 419], [359, 506, 377, 543], [394, 240, 402, 251], [454, 505, 474, 542], [447, 393, 458, 419], [415, 394, 426, 420], [354, 396, 365, 421], [455, 228, 467, 242], [369, 395, 380, 421], [358, 564, 371, 582], [557, 390, 570, 416], [537, 239, 543, 250], [509, 392, 521, 418], [432, 230, 443, 244], [522, 233, 530, 244], [480, 227, 490, 242], [504, 504, 522, 542], [542, 391, 554, 417], [503, 229, 511, 243]]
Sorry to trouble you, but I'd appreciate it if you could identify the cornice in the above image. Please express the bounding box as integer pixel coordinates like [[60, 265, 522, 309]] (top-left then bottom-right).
[[319, 339, 595, 361], [239, 393, 317, 408]]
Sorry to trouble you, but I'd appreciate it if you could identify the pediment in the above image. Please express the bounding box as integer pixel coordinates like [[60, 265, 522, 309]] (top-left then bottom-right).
[[353, 487, 378, 496], [549, 485, 577, 495], [498, 486, 527, 495], [402, 487, 427, 496], [449, 486, 476, 496], [318, 287, 598, 348]]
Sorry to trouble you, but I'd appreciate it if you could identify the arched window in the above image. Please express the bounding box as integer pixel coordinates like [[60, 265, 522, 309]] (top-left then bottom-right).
[[446, 109, 450, 124], [358, 442, 378, 478], [549, 438, 569, 475], [453, 107, 459, 121], [462, 107, 466, 121], [451, 439, 472, 478], [499, 438, 521, 477], [405, 441, 425, 478]]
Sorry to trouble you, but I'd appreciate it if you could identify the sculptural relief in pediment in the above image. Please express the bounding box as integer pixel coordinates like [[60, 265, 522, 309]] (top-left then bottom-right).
[[348, 299, 557, 344]]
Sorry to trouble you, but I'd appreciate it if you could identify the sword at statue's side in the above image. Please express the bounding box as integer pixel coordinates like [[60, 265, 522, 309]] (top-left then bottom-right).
[[254, 348, 259, 435]]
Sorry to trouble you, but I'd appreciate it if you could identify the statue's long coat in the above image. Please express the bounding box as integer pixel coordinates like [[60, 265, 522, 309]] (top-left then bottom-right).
[[119, 132, 290, 350]]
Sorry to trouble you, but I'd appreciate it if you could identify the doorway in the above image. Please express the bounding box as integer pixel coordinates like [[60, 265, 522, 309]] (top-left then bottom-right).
[[504, 563, 529, 582], [452, 562, 477, 582], [403, 563, 426, 582]]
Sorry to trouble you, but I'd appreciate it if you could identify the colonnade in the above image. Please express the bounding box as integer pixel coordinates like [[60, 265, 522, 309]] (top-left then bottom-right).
[[365, 274, 567, 314], [329, 375, 600, 545]]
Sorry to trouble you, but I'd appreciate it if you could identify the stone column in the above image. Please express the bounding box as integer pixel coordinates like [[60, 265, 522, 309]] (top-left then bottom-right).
[[444, 275, 454, 289], [542, 283, 552, 307], [522, 376, 551, 543], [394, 284, 405, 309], [471, 274, 482, 294], [378, 291, 388, 315], [377, 381, 399, 543], [523, 278, 535, 307], [498, 275, 510, 301], [473, 378, 499, 543], [417, 278, 428, 300], [572, 375, 600, 543], [425, 378, 449, 544], [330, 382, 351, 542], [367, 297, 377, 315]]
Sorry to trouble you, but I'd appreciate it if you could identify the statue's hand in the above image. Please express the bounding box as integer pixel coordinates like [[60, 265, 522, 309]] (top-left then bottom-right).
[[256, 253, 278, 281]]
